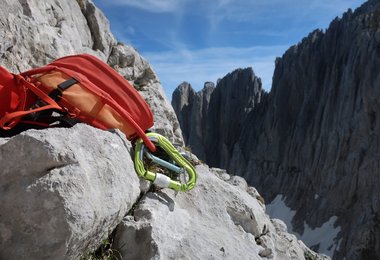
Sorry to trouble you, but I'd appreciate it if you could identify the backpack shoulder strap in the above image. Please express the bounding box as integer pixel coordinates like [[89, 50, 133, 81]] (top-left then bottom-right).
[[0, 75, 63, 129]]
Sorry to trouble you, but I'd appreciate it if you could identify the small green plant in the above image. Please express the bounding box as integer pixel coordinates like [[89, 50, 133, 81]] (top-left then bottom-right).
[[182, 147, 202, 165], [304, 250, 318, 260], [81, 238, 122, 260], [183, 146, 192, 153]]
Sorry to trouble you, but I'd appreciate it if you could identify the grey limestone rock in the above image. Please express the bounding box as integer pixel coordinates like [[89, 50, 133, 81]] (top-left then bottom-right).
[[0, 124, 140, 260], [114, 164, 325, 260], [0, 124, 323, 259], [79, 0, 116, 55], [172, 68, 262, 164], [0, 0, 98, 72], [172, 81, 215, 157]]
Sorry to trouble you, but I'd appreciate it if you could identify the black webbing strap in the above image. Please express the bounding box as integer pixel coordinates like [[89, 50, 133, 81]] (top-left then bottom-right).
[[49, 78, 78, 102], [14, 78, 80, 132]]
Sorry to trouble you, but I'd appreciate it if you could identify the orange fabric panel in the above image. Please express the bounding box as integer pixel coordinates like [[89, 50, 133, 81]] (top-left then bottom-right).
[[49, 54, 154, 133], [37, 71, 136, 138]]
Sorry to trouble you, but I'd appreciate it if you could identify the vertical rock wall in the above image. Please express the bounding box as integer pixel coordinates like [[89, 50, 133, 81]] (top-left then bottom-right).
[[172, 68, 263, 165]]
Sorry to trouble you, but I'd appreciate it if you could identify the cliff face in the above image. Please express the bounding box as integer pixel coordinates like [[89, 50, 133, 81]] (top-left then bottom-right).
[[172, 68, 264, 166], [172, 81, 215, 158], [172, 1, 380, 259]]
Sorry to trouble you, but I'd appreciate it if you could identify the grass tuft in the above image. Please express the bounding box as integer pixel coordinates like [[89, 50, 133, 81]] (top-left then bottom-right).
[[81, 238, 122, 260]]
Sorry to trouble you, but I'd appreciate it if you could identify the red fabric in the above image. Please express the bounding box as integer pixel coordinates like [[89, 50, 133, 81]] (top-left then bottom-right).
[[24, 54, 155, 151], [2, 55, 156, 151], [48, 54, 154, 133], [0, 66, 19, 118], [0, 75, 63, 129]]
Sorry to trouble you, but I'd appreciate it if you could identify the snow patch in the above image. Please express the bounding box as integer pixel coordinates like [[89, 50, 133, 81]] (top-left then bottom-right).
[[297, 216, 341, 257], [266, 194, 341, 257], [266, 195, 296, 231]]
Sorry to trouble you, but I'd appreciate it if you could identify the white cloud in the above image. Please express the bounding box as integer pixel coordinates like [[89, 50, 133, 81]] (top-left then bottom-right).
[[104, 0, 188, 13], [205, 0, 365, 32], [142, 45, 288, 98], [100, 0, 363, 17], [126, 25, 135, 35]]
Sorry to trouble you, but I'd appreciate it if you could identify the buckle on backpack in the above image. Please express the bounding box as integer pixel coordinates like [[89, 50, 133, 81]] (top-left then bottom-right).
[[49, 77, 78, 102], [134, 132, 197, 192]]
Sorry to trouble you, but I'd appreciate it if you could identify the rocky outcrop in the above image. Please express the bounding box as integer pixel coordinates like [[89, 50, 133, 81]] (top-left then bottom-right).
[[114, 165, 326, 260], [0, 0, 183, 144], [172, 1, 380, 259], [172, 68, 263, 165], [0, 125, 140, 259], [0, 125, 325, 259]]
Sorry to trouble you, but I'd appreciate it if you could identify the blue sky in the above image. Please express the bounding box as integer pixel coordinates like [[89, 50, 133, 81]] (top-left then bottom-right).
[[93, 0, 366, 97]]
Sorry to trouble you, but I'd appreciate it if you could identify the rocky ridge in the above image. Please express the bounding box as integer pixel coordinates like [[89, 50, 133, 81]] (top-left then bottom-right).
[[0, 0, 322, 259], [172, 1, 380, 259]]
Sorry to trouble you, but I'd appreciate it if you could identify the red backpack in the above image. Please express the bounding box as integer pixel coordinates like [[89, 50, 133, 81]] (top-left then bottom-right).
[[0, 54, 156, 152]]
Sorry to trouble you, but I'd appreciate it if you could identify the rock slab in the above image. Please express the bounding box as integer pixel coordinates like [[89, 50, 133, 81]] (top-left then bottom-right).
[[114, 165, 326, 260], [0, 125, 140, 260]]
